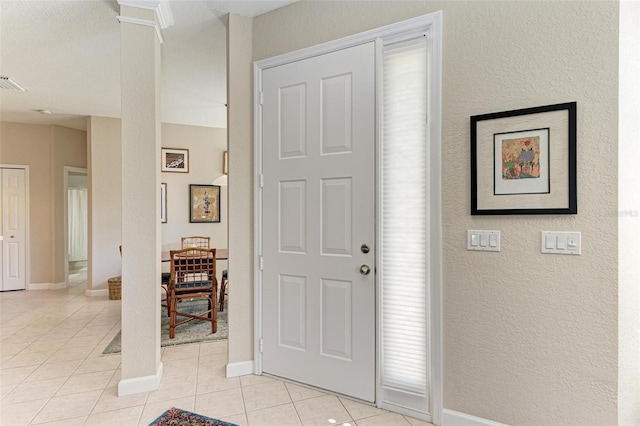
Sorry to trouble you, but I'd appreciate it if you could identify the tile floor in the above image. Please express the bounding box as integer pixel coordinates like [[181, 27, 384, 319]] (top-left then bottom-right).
[[0, 275, 434, 426]]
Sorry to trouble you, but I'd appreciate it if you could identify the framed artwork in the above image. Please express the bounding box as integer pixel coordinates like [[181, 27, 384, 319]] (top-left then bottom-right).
[[470, 102, 577, 215], [223, 150, 228, 175], [189, 184, 221, 223], [160, 183, 167, 223], [161, 148, 189, 173]]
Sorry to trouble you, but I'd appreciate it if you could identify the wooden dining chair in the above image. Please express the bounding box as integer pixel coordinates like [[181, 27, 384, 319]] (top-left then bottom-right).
[[167, 247, 218, 339], [181, 236, 210, 249]]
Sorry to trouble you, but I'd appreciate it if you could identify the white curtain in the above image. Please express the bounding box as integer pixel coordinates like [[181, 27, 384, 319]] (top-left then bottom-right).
[[68, 188, 88, 261]]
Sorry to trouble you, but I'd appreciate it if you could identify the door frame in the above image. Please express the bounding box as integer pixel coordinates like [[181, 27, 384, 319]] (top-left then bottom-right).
[[63, 166, 88, 287], [253, 12, 442, 423], [0, 164, 31, 291]]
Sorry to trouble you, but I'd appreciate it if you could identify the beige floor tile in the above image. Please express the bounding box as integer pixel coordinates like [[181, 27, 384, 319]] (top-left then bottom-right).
[[23, 338, 69, 354], [339, 397, 387, 420], [31, 390, 102, 424], [224, 412, 248, 426], [55, 370, 115, 396], [294, 395, 352, 426], [64, 334, 103, 349], [162, 358, 199, 379], [75, 325, 116, 338], [0, 342, 30, 357], [146, 373, 197, 403], [30, 415, 87, 426], [0, 398, 49, 426], [0, 382, 18, 398], [92, 385, 149, 414], [38, 327, 83, 341], [161, 343, 200, 361], [404, 415, 435, 425], [45, 345, 94, 363], [355, 412, 411, 425], [138, 396, 195, 426], [74, 354, 121, 374], [246, 403, 302, 426], [194, 387, 245, 419], [242, 381, 292, 412], [24, 359, 83, 382], [199, 340, 228, 356], [286, 382, 328, 402], [0, 365, 38, 385], [84, 405, 144, 426], [196, 372, 240, 394], [1, 376, 66, 405], [1, 351, 55, 369], [0, 354, 15, 366], [240, 374, 276, 387]]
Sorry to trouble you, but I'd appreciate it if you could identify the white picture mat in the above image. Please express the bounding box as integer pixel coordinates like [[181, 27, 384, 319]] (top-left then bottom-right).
[[494, 128, 549, 195], [161, 148, 189, 172], [476, 109, 569, 210]]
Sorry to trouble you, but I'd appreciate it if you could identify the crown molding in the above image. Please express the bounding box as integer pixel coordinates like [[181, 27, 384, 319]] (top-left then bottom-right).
[[116, 16, 164, 44], [117, 0, 173, 29]]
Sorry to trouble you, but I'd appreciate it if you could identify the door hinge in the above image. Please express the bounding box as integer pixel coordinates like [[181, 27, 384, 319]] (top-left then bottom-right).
[[259, 255, 264, 270], [259, 338, 264, 353], [259, 91, 264, 105]]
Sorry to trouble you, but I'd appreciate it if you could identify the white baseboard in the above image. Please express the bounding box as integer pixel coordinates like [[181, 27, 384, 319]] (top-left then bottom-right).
[[226, 361, 254, 378], [118, 362, 163, 396], [443, 409, 508, 426], [86, 288, 109, 297], [28, 282, 65, 290]]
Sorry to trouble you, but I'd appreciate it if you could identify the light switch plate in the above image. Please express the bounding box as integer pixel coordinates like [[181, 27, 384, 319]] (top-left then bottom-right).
[[468, 230, 500, 252], [541, 231, 581, 255]]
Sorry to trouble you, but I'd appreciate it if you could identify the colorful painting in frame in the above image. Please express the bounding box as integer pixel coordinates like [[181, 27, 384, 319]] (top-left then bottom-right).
[[471, 102, 576, 215], [493, 127, 549, 196], [161, 148, 189, 173], [189, 184, 220, 223]]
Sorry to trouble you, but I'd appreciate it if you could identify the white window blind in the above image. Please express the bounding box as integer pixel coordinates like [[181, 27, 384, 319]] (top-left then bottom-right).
[[381, 36, 429, 407]]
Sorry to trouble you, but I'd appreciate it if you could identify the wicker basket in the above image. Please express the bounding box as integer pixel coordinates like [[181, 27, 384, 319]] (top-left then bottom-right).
[[108, 276, 122, 300]]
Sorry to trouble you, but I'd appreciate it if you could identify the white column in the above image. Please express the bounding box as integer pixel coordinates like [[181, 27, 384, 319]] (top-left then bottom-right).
[[118, 2, 162, 396]]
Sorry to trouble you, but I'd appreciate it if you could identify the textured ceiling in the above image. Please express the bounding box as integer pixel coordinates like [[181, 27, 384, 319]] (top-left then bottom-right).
[[0, 0, 296, 130]]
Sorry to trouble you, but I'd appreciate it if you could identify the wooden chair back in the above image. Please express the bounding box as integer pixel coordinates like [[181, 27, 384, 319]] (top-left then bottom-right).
[[181, 236, 210, 249]]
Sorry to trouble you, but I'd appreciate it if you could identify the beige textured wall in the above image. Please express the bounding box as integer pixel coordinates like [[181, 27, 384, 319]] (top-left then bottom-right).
[[250, 1, 619, 424], [87, 116, 122, 292], [52, 125, 87, 284], [227, 13, 254, 366], [0, 122, 54, 285]]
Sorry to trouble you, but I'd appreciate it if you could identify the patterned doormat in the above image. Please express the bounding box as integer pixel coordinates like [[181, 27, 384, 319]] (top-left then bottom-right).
[[149, 407, 238, 426], [102, 299, 227, 355]]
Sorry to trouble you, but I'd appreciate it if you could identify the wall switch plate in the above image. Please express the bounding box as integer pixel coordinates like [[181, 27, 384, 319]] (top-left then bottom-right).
[[541, 231, 581, 255], [468, 230, 500, 252]]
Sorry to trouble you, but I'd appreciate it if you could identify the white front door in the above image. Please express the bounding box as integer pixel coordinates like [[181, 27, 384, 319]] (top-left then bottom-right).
[[261, 42, 376, 401], [1, 168, 27, 291]]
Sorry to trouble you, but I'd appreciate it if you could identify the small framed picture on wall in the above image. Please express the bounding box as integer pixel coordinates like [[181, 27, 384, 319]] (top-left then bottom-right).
[[161, 148, 189, 173]]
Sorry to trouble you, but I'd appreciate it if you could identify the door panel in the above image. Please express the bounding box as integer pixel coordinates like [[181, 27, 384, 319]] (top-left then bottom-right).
[[261, 42, 376, 401], [1, 168, 27, 291]]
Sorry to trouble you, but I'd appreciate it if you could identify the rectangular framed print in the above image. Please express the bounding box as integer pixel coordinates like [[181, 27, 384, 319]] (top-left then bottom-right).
[[470, 102, 577, 215], [161, 148, 189, 173]]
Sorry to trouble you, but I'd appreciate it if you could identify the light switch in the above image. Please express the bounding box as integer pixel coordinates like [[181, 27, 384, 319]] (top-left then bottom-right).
[[541, 232, 581, 255], [468, 230, 500, 252], [545, 235, 554, 249]]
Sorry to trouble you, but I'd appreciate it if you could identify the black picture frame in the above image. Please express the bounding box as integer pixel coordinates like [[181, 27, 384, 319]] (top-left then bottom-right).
[[470, 102, 577, 215], [189, 184, 221, 223]]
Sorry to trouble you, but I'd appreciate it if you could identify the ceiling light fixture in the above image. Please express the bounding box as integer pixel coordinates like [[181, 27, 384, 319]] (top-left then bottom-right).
[[0, 76, 27, 91], [36, 109, 52, 115]]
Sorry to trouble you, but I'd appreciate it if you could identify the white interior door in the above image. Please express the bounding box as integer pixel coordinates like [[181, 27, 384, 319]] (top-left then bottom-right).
[[261, 42, 376, 401], [1, 168, 27, 291]]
